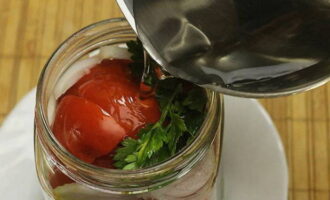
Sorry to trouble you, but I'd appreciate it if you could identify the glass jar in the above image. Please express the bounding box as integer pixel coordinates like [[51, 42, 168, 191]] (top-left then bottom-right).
[[34, 18, 224, 200]]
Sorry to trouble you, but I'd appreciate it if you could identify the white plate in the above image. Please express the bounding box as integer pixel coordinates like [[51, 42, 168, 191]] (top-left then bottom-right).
[[0, 89, 288, 200]]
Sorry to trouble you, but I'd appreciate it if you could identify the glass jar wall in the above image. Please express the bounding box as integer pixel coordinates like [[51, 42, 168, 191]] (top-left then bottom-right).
[[34, 18, 224, 200]]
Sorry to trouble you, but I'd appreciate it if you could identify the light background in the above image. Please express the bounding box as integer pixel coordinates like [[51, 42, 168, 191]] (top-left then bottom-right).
[[0, 1, 329, 199]]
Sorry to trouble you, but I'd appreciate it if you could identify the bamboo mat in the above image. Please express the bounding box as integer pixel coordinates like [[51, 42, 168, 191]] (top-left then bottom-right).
[[0, 1, 329, 199]]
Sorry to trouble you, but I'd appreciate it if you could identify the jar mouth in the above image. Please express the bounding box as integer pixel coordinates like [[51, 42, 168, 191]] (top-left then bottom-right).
[[36, 18, 224, 193]]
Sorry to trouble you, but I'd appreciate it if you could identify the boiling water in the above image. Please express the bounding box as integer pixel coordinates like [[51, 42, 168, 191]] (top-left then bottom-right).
[[133, 0, 330, 95]]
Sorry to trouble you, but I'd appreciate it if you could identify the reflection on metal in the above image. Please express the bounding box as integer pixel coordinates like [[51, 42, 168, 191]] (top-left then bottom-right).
[[117, 0, 330, 97]]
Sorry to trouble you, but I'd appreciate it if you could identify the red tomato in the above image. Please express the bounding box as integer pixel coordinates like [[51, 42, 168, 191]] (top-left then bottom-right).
[[49, 167, 74, 189], [52, 95, 126, 163], [63, 59, 132, 97], [53, 59, 161, 165], [63, 59, 161, 137], [92, 154, 115, 169], [77, 79, 160, 137]]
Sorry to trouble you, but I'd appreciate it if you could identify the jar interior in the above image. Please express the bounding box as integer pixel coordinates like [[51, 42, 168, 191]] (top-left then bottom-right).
[[35, 19, 224, 195]]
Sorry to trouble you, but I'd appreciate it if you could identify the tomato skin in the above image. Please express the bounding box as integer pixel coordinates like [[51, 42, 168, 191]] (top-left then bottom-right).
[[52, 95, 126, 163], [64, 59, 161, 138], [49, 167, 74, 189], [92, 154, 115, 168], [53, 59, 161, 165], [63, 59, 132, 97], [77, 79, 160, 137]]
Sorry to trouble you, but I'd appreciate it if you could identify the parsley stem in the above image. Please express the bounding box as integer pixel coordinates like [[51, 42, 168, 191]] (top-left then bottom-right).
[[159, 84, 182, 123]]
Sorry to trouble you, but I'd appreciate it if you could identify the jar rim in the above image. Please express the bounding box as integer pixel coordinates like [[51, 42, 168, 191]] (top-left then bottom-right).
[[35, 18, 224, 193]]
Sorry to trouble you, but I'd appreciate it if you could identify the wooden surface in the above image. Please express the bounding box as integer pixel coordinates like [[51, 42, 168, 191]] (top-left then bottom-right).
[[0, 1, 329, 199]]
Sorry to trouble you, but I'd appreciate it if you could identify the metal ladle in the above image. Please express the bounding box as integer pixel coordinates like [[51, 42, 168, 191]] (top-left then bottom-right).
[[117, 0, 330, 98]]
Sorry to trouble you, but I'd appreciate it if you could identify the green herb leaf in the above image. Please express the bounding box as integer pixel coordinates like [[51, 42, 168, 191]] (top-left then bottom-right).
[[114, 40, 208, 170], [167, 111, 187, 155], [137, 125, 168, 166], [113, 138, 138, 162], [143, 146, 170, 167], [124, 154, 137, 163], [126, 40, 144, 79], [156, 79, 181, 110], [126, 40, 143, 62], [183, 88, 207, 112], [126, 39, 160, 86], [185, 110, 205, 135], [123, 162, 137, 170]]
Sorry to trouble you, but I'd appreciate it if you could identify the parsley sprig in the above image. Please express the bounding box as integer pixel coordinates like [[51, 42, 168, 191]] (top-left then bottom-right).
[[113, 40, 207, 170]]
